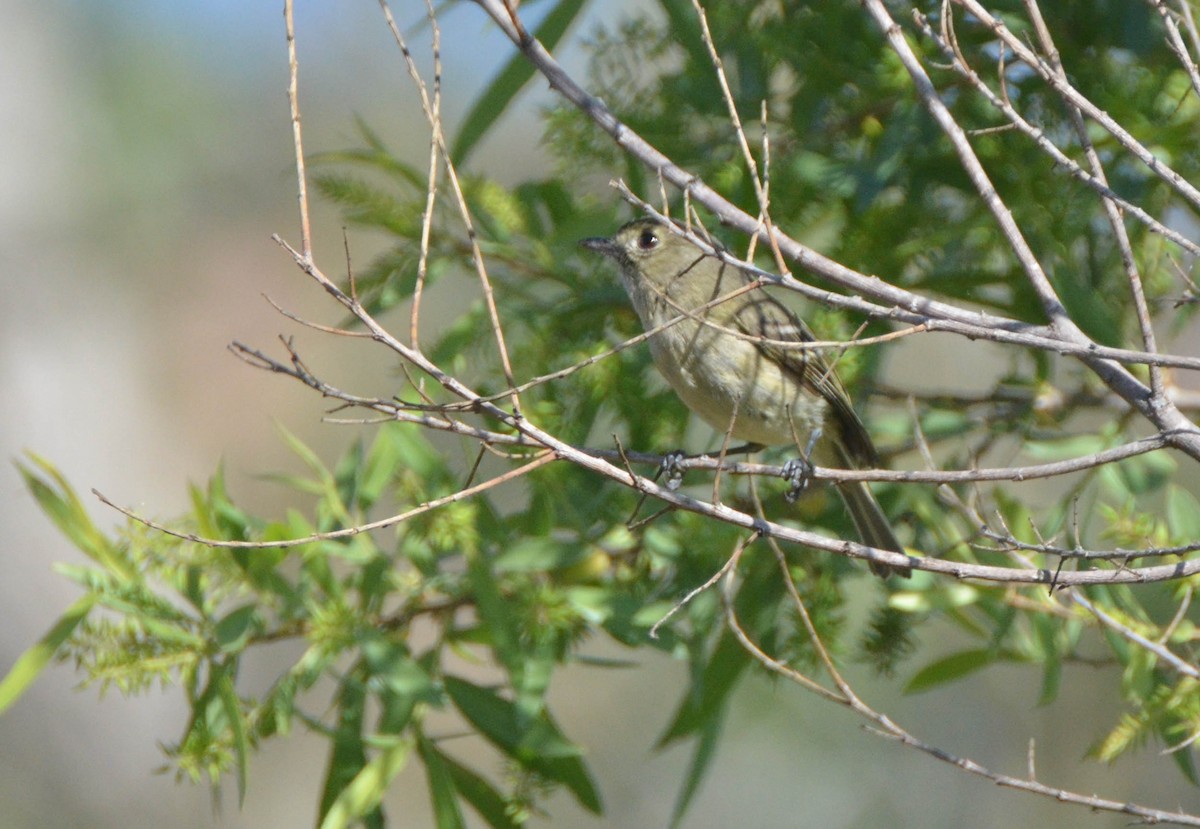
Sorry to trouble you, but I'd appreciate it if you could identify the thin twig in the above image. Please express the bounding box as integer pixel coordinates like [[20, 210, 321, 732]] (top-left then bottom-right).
[[93, 451, 556, 551], [1022, 0, 1164, 398], [283, 0, 312, 260]]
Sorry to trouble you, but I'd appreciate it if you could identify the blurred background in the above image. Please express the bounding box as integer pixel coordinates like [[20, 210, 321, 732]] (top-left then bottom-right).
[[0, 2, 1191, 827]]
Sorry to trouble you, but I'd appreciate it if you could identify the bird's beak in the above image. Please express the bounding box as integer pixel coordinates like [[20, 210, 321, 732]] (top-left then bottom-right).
[[580, 236, 619, 258]]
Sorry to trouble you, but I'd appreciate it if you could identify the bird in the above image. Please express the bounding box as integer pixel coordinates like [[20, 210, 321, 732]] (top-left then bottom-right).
[[582, 217, 909, 578]]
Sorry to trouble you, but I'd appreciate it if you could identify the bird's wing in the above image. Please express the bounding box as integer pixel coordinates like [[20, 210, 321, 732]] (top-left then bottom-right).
[[730, 284, 880, 468]]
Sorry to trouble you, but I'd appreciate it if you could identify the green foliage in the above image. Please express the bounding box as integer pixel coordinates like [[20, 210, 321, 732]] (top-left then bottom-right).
[[452, 0, 592, 165], [7, 0, 1200, 825]]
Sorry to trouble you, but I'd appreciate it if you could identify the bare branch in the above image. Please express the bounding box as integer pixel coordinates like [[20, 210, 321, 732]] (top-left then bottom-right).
[[1022, 0, 1164, 397], [283, 0, 312, 260]]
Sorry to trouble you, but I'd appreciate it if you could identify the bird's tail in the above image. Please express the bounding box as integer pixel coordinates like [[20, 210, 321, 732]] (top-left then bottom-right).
[[838, 481, 910, 579]]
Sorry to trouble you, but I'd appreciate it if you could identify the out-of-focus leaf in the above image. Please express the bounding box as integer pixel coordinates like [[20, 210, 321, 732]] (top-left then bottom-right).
[[18, 454, 136, 582], [439, 748, 521, 829], [1167, 485, 1200, 543], [319, 737, 412, 829], [418, 734, 466, 829], [214, 605, 260, 654], [1165, 724, 1200, 786], [465, 548, 523, 684], [361, 635, 436, 735], [215, 669, 249, 805], [668, 714, 721, 829], [494, 537, 590, 572], [657, 630, 748, 745], [0, 595, 95, 714], [905, 648, 997, 694], [444, 675, 601, 814], [318, 669, 375, 827], [1030, 613, 1062, 705]]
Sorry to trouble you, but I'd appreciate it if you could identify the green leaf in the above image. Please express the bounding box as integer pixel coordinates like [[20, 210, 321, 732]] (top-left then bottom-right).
[[1167, 485, 1200, 543], [418, 734, 466, 829], [333, 438, 367, 511], [0, 595, 95, 714], [1030, 613, 1061, 705], [1021, 434, 1108, 460], [493, 537, 589, 572], [319, 669, 374, 825], [439, 750, 521, 829], [464, 548, 523, 684], [357, 429, 406, 510], [444, 676, 574, 759], [512, 631, 558, 727], [17, 454, 136, 582], [668, 714, 722, 829], [657, 630, 749, 745], [215, 669, 249, 805], [361, 635, 436, 735], [444, 675, 602, 814], [214, 605, 260, 654], [452, 0, 590, 163], [905, 649, 997, 694], [1165, 726, 1200, 786], [319, 737, 413, 829]]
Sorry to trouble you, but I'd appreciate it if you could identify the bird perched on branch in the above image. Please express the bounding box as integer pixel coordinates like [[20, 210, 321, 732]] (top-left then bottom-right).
[[583, 217, 909, 578]]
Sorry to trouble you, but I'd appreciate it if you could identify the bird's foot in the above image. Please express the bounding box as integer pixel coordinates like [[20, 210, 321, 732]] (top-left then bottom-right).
[[659, 450, 688, 491], [781, 456, 814, 503]]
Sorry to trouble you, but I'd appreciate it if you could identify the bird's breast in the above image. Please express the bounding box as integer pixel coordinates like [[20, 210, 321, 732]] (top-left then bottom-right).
[[646, 317, 828, 448]]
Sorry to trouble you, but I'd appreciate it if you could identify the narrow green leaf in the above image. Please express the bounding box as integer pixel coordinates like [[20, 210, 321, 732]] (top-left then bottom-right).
[[905, 648, 996, 694], [668, 716, 721, 829], [657, 631, 749, 745], [444, 676, 601, 814], [1165, 728, 1200, 786], [452, 0, 590, 163], [443, 676, 530, 753], [418, 734, 466, 829], [360, 635, 436, 735], [214, 605, 260, 654], [494, 537, 588, 572], [273, 422, 356, 530], [205, 464, 254, 540], [1031, 613, 1061, 705], [332, 438, 367, 511], [536, 749, 603, 815], [464, 549, 522, 682], [319, 669, 372, 824], [357, 429, 405, 510], [319, 737, 413, 829], [1167, 485, 1200, 543], [513, 633, 557, 726], [1021, 434, 1107, 460], [439, 750, 520, 829], [17, 455, 136, 581], [215, 670, 249, 805], [0, 595, 95, 713]]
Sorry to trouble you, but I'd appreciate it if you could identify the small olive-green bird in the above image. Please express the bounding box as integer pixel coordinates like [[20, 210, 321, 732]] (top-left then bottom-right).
[[583, 217, 909, 578]]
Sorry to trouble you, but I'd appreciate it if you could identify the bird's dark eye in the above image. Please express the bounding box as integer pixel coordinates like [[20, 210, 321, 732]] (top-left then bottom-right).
[[636, 229, 659, 250]]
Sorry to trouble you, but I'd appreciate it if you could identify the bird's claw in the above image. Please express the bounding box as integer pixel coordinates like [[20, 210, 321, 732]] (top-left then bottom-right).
[[782, 456, 814, 503], [660, 450, 687, 491]]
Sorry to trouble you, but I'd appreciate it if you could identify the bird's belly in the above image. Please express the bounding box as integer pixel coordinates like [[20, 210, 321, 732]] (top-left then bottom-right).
[[650, 333, 827, 449]]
